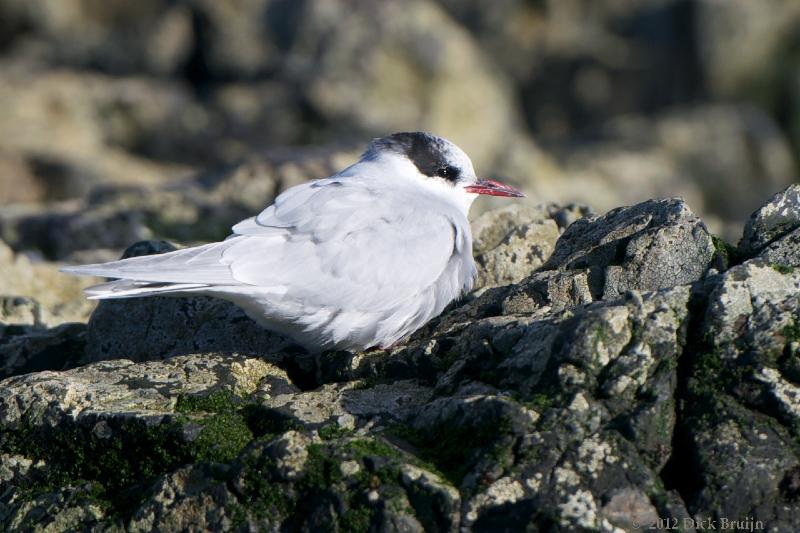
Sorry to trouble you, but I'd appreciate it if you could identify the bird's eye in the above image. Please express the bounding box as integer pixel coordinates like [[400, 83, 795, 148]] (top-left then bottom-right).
[[435, 166, 460, 180]]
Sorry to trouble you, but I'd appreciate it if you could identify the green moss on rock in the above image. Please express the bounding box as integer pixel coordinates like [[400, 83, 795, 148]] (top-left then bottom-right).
[[0, 390, 294, 522], [1, 415, 194, 519], [390, 416, 513, 485], [772, 263, 796, 274], [232, 437, 413, 532], [711, 235, 744, 269]]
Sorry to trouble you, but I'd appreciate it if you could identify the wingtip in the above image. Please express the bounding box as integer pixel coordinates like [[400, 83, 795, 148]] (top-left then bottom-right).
[[59, 265, 93, 276]]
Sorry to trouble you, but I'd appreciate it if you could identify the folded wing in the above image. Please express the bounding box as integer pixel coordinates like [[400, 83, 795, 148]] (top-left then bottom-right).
[[226, 178, 466, 312], [64, 178, 467, 315]]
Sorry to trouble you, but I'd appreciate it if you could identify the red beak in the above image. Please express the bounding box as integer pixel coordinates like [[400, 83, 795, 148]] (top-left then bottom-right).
[[464, 179, 525, 198]]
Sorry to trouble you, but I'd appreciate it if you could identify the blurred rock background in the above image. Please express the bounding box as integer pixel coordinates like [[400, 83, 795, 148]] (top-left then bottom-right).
[[1, 0, 799, 324]]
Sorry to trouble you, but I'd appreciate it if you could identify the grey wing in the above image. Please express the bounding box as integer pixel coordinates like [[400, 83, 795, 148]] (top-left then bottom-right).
[[63, 179, 471, 320], [60, 180, 340, 285], [61, 241, 239, 285], [225, 178, 471, 312]]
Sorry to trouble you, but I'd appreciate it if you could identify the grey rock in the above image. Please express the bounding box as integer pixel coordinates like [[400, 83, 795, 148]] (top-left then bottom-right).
[[740, 184, 800, 255], [261, 380, 433, 430], [0, 322, 86, 381], [483, 198, 716, 319], [384, 285, 693, 531], [471, 203, 591, 291], [757, 227, 800, 268], [677, 259, 800, 530], [2, 483, 106, 533], [499, 269, 595, 315], [0, 353, 285, 427], [84, 291, 292, 365], [545, 198, 716, 297], [6, 189, 800, 531], [126, 464, 240, 533], [0, 352, 295, 531], [82, 240, 295, 365]]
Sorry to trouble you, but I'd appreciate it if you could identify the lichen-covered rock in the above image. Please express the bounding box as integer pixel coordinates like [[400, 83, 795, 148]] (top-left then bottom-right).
[[544, 198, 715, 291], [0, 352, 456, 532], [756, 226, 800, 269], [470, 202, 591, 290], [740, 184, 800, 255], [6, 190, 800, 531], [478, 197, 717, 318], [673, 260, 800, 530]]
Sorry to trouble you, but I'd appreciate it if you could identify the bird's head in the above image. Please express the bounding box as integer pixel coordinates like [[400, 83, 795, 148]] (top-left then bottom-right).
[[360, 132, 524, 209]]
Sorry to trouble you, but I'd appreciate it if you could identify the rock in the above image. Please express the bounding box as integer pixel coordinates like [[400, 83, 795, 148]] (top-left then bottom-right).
[[260, 380, 433, 429], [740, 184, 800, 255], [0, 0, 193, 76], [82, 241, 294, 365], [672, 260, 800, 530], [0, 322, 86, 381], [1, 144, 359, 260], [470, 202, 591, 290], [187, 0, 292, 80], [0, 239, 97, 325], [437, 0, 703, 144], [756, 227, 800, 268], [6, 188, 800, 531], [0, 353, 284, 427], [487, 197, 717, 317], [0, 352, 455, 532], [0, 296, 41, 327], [0, 64, 198, 192], [0, 151, 46, 205], [695, 0, 800, 101]]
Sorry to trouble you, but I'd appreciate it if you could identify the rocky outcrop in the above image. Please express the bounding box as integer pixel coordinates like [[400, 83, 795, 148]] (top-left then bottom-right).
[[3, 189, 800, 531], [3, 1, 800, 528]]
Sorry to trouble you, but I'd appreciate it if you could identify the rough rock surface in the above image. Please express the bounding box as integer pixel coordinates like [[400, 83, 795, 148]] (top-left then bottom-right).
[[4, 189, 800, 531], [0, 240, 97, 325], [740, 184, 800, 255], [470, 202, 592, 290]]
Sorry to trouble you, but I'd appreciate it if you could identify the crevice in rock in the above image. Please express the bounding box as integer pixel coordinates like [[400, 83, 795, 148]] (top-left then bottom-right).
[[279, 359, 319, 392], [659, 280, 710, 509]]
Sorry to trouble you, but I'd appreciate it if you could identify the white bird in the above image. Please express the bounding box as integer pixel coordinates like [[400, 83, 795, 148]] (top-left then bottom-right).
[[62, 132, 523, 352]]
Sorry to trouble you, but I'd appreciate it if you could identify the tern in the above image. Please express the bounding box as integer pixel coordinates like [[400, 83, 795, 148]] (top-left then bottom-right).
[[62, 132, 524, 351]]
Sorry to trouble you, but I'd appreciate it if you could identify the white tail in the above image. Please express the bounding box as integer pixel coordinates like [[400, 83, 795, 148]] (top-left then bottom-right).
[[84, 279, 209, 300]]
